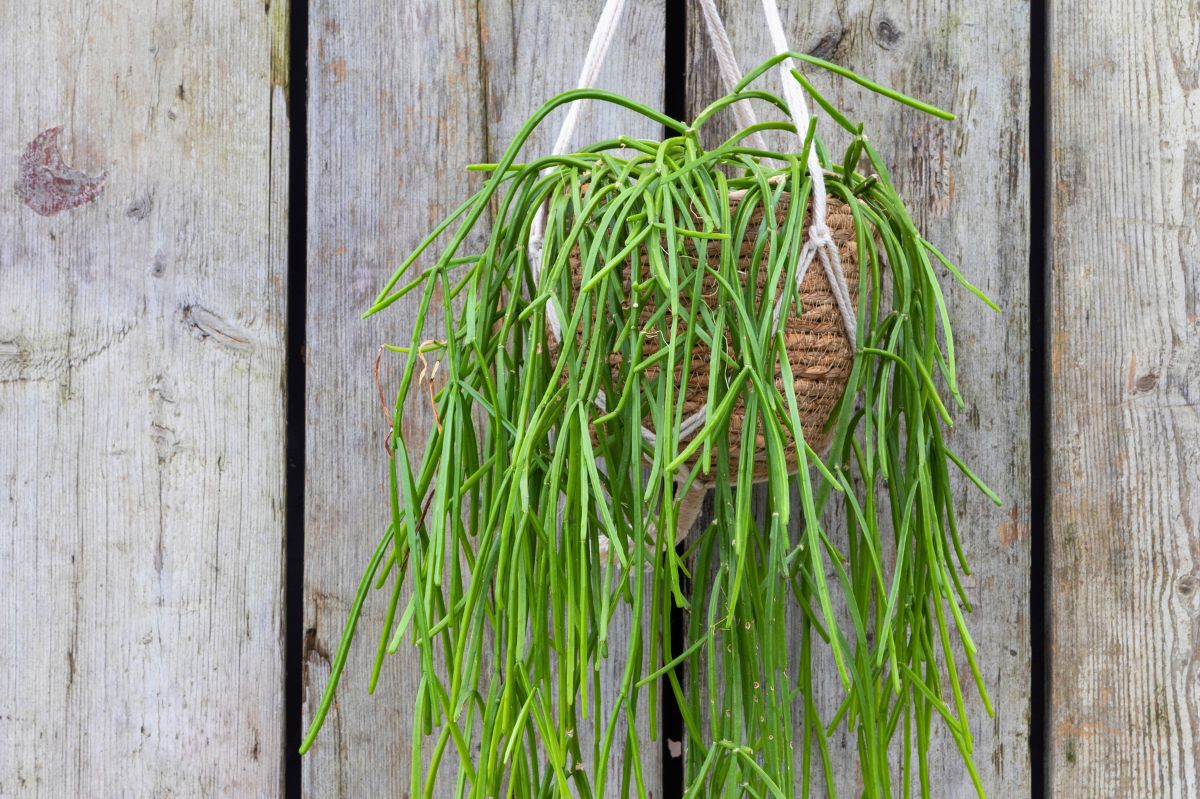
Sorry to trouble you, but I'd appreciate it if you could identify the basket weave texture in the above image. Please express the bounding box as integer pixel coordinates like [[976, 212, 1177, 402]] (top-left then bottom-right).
[[556, 192, 858, 480]]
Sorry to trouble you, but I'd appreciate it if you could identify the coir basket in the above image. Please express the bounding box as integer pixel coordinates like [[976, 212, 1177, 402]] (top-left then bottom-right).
[[550, 190, 859, 480]]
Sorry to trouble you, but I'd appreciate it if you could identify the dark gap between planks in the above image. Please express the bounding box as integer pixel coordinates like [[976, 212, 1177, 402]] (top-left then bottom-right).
[[272, 0, 1049, 794], [657, 3, 1051, 797], [284, 0, 309, 795], [1028, 0, 1050, 796], [662, 0, 689, 797], [279, 0, 691, 793]]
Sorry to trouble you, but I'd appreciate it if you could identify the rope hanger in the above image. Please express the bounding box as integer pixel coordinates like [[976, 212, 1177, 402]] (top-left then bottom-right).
[[530, 0, 856, 354], [529, 0, 858, 417], [527, 0, 860, 545]]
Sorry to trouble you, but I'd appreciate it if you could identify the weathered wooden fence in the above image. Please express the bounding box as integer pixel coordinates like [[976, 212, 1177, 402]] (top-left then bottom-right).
[[0, 0, 1194, 796]]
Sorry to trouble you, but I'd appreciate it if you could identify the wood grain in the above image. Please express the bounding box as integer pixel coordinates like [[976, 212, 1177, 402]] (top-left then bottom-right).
[[1049, 1, 1200, 795], [0, 2, 288, 796], [686, 1, 1031, 795], [300, 2, 485, 794], [475, 2, 668, 793], [301, 1, 664, 795]]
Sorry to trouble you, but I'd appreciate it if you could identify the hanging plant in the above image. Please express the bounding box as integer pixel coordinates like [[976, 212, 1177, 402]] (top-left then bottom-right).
[[301, 4, 1000, 797]]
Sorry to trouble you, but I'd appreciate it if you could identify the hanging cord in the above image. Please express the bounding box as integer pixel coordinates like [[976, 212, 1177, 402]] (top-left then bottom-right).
[[756, 0, 857, 348], [695, 0, 764, 148], [532, 0, 857, 395], [547, 0, 631, 159], [528, 0, 860, 548]]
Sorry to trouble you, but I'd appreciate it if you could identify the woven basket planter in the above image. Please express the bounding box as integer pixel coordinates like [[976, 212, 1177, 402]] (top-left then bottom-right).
[[306, 0, 996, 781], [551, 191, 859, 480]]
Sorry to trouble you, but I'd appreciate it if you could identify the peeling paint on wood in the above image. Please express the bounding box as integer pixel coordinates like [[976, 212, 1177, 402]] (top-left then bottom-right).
[[0, 2, 287, 795], [15, 127, 107, 216]]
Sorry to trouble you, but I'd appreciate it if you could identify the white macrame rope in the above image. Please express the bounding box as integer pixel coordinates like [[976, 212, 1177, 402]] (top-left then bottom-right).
[[758, 0, 857, 347], [695, 0, 763, 148], [527, 0, 630, 344], [551, 0, 630, 159], [530, 0, 859, 461]]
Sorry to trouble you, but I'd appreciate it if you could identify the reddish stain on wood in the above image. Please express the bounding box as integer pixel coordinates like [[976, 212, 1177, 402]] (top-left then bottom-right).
[[14, 127, 107, 216], [998, 506, 1029, 546]]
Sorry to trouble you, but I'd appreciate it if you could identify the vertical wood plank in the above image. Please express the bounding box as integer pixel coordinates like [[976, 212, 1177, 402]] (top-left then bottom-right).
[[686, 1, 1031, 795], [302, 1, 664, 794], [0, 2, 288, 796], [475, 2, 667, 794], [301, 2, 486, 795], [1049, 1, 1200, 795]]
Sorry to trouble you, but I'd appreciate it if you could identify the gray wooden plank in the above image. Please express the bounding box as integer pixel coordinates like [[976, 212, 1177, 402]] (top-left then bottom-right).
[[1049, 1, 1200, 796], [0, 2, 288, 796], [302, 1, 665, 795], [300, 1, 487, 795], [477, 2, 666, 792], [686, 1, 1031, 795]]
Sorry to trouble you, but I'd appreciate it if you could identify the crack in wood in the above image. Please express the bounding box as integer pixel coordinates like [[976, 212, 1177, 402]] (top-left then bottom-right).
[[0, 320, 140, 383], [179, 304, 253, 352]]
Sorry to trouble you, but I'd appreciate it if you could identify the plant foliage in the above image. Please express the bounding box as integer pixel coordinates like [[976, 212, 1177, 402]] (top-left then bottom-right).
[[302, 54, 1001, 799]]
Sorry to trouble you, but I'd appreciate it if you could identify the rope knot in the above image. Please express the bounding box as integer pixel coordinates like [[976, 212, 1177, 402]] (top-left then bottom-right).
[[527, 231, 545, 271], [808, 222, 834, 249]]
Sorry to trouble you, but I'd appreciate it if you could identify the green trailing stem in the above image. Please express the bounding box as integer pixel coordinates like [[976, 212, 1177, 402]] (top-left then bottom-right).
[[302, 56, 999, 798]]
